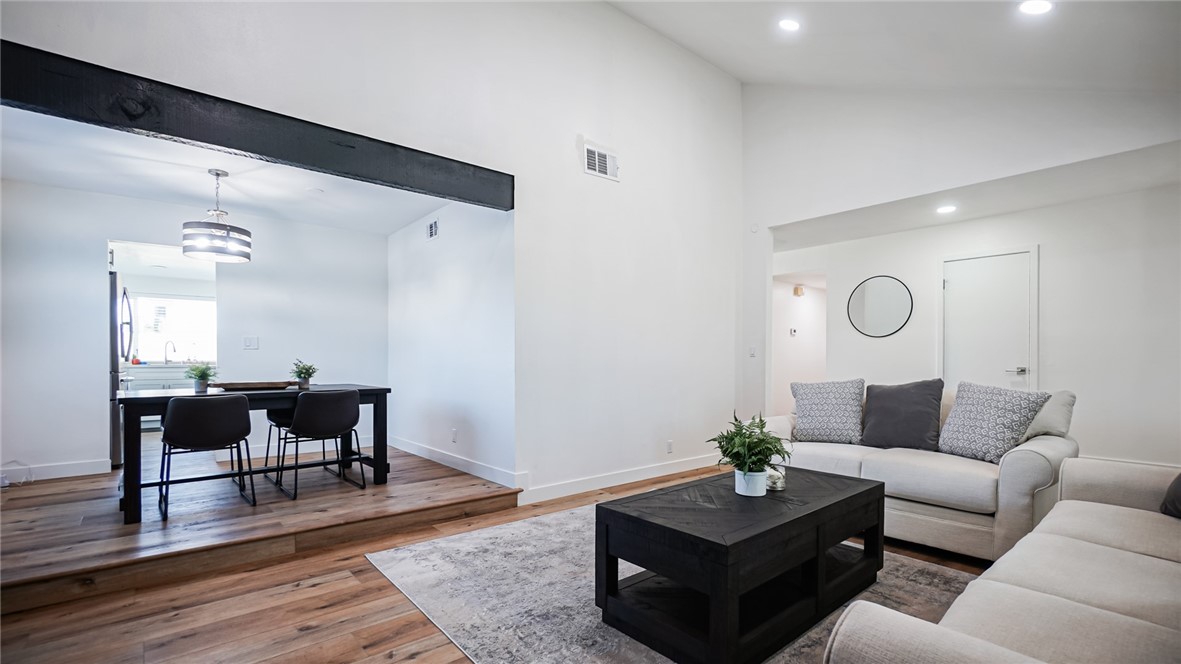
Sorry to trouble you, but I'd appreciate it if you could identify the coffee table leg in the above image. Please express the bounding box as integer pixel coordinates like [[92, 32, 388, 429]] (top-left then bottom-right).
[[595, 521, 617, 610], [708, 566, 740, 663]]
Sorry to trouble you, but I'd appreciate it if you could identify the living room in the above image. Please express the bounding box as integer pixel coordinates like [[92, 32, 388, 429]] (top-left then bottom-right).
[[1, 1, 1178, 662]]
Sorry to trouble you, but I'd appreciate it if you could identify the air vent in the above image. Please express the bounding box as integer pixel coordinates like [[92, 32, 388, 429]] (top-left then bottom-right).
[[427, 219, 439, 241], [584, 143, 620, 181]]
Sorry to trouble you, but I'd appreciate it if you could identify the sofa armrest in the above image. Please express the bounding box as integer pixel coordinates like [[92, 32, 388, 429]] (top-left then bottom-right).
[[824, 601, 1041, 664], [1060, 457, 1178, 511], [993, 435, 1080, 558]]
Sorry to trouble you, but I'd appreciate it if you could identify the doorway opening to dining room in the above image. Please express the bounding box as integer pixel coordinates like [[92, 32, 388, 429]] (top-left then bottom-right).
[[109, 240, 218, 440], [770, 271, 828, 417]]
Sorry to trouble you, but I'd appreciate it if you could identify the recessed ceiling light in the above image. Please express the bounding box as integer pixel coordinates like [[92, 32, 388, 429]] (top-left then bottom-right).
[[778, 19, 801, 32], [1018, 1, 1053, 15], [936, 205, 958, 214]]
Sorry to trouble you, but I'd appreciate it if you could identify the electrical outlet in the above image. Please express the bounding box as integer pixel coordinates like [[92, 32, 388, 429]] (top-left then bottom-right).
[[665, 439, 673, 454], [451, 428, 458, 444], [243, 336, 260, 350]]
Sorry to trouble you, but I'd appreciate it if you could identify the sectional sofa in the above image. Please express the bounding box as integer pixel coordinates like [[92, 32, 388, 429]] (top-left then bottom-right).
[[824, 457, 1181, 663], [765, 389, 1078, 561]]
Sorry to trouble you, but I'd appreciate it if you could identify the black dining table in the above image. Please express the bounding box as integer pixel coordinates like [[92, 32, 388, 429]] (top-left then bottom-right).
[[116, 383, 391, 524]]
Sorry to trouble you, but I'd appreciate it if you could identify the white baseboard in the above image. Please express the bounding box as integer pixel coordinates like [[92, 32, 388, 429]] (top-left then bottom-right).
[[516, 453, 720, 505], [389, 436, 522, 488], [1, 458, 111, 483]]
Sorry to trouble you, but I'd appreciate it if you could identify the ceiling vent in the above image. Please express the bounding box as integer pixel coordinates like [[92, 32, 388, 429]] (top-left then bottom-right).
[[427, 219, 439, 241], [584, 143, 620, 182]]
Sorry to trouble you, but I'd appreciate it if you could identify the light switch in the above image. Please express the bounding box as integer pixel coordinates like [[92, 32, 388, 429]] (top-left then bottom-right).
[[243, 336, 260, 350]]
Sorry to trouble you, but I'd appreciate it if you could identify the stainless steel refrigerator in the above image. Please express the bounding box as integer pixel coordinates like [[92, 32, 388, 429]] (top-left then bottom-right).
[[109, 271, 133, 468]]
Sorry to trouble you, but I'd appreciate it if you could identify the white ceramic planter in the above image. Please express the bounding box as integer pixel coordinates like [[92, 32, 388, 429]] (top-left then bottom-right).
[[194, 379, 208, 393], [734, 469, 768, 497], [297, 378, 311, 390]]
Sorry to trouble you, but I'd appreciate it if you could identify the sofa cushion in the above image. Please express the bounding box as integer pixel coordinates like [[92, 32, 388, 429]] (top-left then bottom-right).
[[790, 378, 864, 444], [1020, 390, 1076, 442], [861, 448, 998, 514], [939, 381, 1051, 463], [979, 533, 1181, 630], [860, 378, 944, 450], [1038, 500, 1181, 563], [786, 442, 880, 478], [940, 579, 1180, 664]]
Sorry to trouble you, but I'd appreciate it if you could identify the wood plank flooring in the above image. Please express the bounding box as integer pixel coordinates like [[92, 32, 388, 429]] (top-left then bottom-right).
[[1, 434, 519, 613], [0, 465, 988, 663]]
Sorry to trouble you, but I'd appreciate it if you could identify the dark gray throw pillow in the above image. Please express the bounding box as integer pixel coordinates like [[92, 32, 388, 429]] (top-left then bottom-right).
[[1162, 473, 1181, 518], [860, 378, 945, 450]]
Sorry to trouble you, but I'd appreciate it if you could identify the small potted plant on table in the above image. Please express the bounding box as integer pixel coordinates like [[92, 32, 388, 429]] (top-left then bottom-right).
[[711, 413, 790, 497], [291, 359, 317, 390], [184, 363, 217, 393]]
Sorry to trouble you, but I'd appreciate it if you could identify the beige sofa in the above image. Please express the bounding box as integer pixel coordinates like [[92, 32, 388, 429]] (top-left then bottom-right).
[[765, 391, 1078, 561], [824, 458, 1181, 663]]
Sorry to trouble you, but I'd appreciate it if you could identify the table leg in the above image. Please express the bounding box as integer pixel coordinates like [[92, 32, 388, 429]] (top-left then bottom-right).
[[708, 565, 740, 663], [122, 407, 142, 524], [867, 498, 885, 571], [595, 521, 617, 610], [372, 393, 388, 484]]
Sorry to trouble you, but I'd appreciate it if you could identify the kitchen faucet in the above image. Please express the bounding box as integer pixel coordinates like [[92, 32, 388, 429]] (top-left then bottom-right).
[[164, 341, 177, 364]]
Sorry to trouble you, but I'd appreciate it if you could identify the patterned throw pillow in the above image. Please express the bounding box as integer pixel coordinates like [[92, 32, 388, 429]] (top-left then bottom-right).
[[791, 379, 865, 444], [939, 382, 1051, 463]]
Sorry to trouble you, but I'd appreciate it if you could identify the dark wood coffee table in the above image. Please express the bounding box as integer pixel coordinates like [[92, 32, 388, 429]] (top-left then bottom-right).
[[595, 467, 884, 664]]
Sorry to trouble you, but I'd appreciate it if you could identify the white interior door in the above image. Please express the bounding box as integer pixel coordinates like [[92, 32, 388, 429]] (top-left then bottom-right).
[[943, 250, 1038, 391]]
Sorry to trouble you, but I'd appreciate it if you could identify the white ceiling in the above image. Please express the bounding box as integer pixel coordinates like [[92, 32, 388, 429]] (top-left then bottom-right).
[[110, 240, 216, 281], [613, 1, 1181, 91], [772, 140, 1181, 251], [774, 271, 827, 289], [0, 106, 450, 236]]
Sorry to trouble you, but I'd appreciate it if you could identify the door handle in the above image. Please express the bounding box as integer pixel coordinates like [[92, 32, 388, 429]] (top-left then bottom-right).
[[1005, 367, 1028, 375]]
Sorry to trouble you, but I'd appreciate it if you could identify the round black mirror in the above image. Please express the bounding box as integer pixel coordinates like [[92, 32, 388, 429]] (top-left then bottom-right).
[[847, 275, 913, 338]]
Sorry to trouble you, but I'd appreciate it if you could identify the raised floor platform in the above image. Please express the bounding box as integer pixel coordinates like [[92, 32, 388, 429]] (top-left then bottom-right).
[[0, 435, 519, 614]]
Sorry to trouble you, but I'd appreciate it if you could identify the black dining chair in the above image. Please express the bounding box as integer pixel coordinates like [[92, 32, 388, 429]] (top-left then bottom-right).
[[159, 394, 255, 520], [272, 389, 364, 499]]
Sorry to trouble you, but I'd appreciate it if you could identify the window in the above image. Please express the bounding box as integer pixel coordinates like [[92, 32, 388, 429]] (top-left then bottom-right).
[[132, 296, 217, 363]]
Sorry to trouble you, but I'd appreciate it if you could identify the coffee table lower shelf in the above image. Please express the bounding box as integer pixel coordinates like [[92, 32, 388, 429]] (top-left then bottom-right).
[[604, 543, 876, 664]]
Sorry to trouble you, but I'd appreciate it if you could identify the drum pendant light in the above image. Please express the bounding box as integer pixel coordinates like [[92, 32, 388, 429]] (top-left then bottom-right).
[[182, 169, 252, 263]]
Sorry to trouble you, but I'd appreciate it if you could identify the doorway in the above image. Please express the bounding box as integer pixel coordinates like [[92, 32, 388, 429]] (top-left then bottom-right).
[[771, 272, 828, 415], [941, 248, 1039, 391]]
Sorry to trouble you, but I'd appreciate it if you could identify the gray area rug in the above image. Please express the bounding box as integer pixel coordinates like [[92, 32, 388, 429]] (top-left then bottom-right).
[[367, 506, 976, 663]]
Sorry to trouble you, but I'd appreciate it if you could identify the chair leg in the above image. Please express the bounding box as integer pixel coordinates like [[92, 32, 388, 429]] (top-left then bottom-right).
[[159, 445, 172, 521], [276, 430, 298, 500], [335, 430, 366, 490], [237, 441, 257, 506], [263, 424, 284, 487]]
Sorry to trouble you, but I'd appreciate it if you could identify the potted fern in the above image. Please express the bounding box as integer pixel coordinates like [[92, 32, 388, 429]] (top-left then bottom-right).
[[184, 363, 217, 393], [291, 358, 317, 390], [710, 413, 790, 497]]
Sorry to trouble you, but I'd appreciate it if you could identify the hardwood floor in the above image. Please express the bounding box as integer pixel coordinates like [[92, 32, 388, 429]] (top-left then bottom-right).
[[0, 434, 519, 614], [1, 464, 988, 663]]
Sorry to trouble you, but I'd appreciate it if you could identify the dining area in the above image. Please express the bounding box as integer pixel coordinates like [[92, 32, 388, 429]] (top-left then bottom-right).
[[116, 383, 392, 524]]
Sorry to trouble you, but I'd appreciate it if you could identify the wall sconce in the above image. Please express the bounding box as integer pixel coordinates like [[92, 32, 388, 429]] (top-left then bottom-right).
[[793, 285, 805, 297]]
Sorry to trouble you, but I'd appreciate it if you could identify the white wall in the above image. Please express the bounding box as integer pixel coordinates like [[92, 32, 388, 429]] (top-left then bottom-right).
[[741, 85, 1181, 415], [744, 85, 1181, 227], [0, 180, 390, 477], [775, 184, 1181, 466], [1, 2, 745, 497], [120, 274, 215, 299], [387, 203, 516, 486], [770, 282, 827, 417]]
